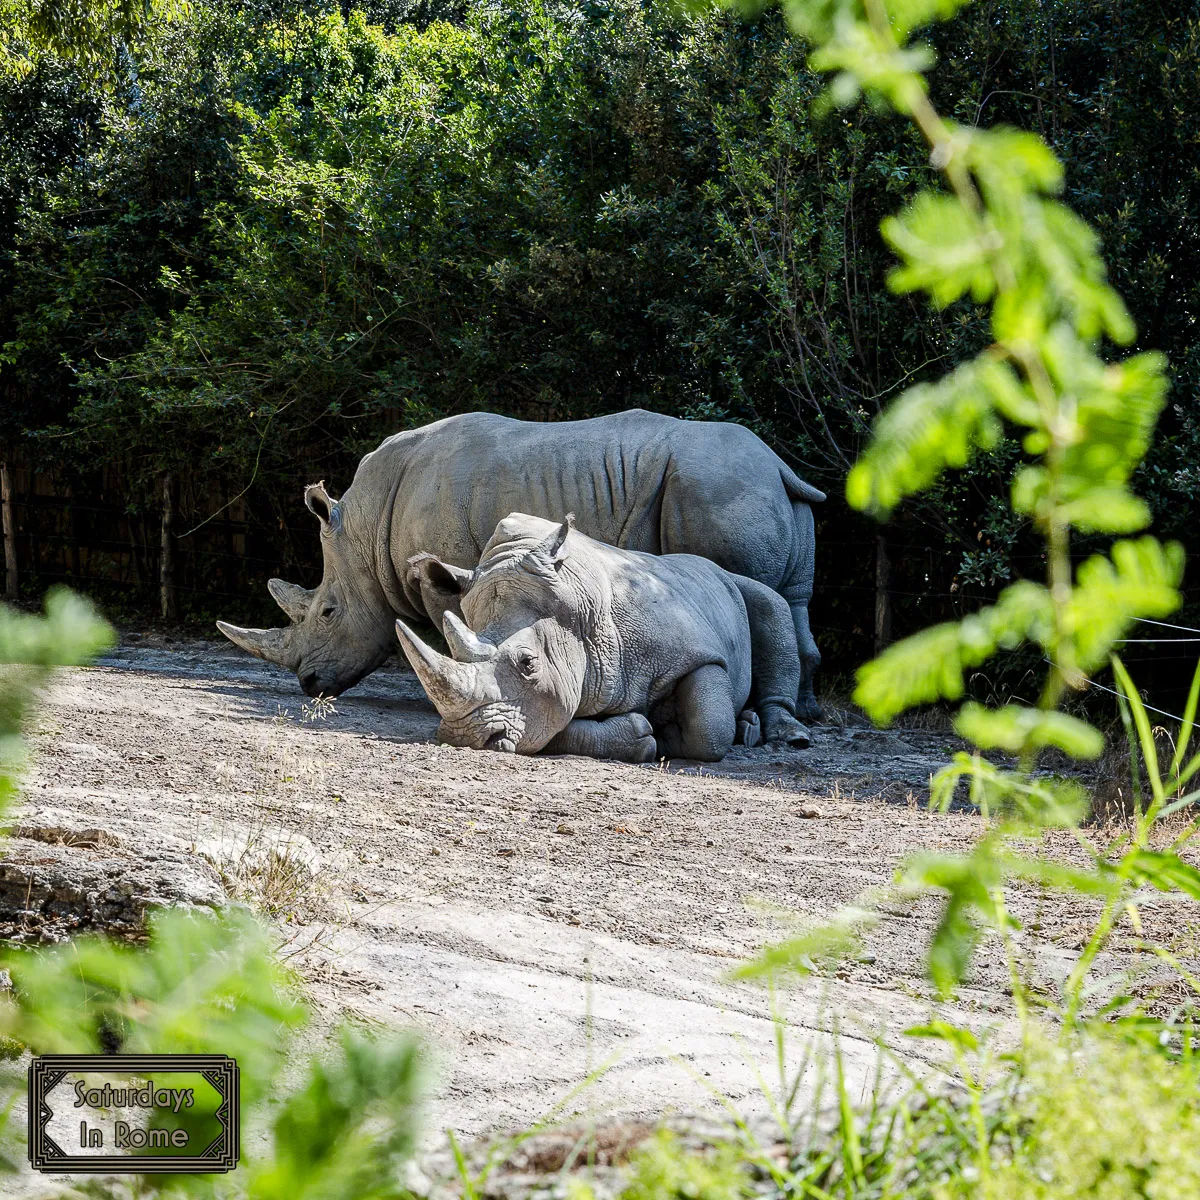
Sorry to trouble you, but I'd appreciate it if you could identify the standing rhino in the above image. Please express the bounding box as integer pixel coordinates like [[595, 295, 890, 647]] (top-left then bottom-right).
[[217, 409, 824, 718], [397, 513, 810, 761]]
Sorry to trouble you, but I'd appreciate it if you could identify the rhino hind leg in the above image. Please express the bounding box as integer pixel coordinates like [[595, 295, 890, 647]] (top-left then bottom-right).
[[779, 499, 823, 722], [790, 600, 822, 723], [729, 575, 814, 740], [736, 708, 762, 748], [651, 664, 738, 762], [774, 585, 821, 723], [544, 712, 657, 763]]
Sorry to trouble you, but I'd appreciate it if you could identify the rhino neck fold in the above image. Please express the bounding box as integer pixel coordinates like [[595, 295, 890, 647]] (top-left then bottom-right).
[[575, 591, 623, 717], [357, 472, 419, 621]]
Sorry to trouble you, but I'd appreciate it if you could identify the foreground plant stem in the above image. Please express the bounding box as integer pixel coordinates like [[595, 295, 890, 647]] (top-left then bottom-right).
[[862, 0, 1078, 777]]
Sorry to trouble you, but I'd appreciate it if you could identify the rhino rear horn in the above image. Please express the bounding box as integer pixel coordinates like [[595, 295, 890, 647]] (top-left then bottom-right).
[[395, 619, 486, 717], [443, 612, 498, 663], [216, 621, 301, 670], [267, 578, 315, 623]]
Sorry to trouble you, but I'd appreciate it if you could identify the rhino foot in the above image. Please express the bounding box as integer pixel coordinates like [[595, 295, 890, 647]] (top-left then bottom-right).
[[795, 692, 823, 723], [763, 708, 811, 749], [623, 712, 659, 763], [736, 708, 762, 748]]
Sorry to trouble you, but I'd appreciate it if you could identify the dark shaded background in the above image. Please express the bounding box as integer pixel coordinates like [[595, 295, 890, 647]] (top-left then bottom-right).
[[2, 0, 1196, 710]]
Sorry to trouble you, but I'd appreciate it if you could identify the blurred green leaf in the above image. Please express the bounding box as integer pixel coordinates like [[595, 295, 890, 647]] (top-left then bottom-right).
[[904, 849, 1011, 995], [967, 126, 1063, 196], [613, 1129, 751, 1200], [0, 590, 114, 818], [1069, 538, 1184, 672], [953, 703, 1103, 760], [0, 590, 114, 666], [854, 580, 1052, 723], [903, 1020, 979, 1053], [882, 192, 995, 306], [248, 1027, 423, 1200], [932, 753, 1090, 826], [846, 357, 1021, 516], [1, 907, 304, 1105], [733, 905, 874, 982], [1121, 851, 1200, 901]]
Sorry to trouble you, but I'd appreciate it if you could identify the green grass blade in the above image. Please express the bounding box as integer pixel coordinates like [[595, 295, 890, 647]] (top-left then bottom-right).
[[1170, 657, 1200, 780], [1112, 655, 1165, 824]]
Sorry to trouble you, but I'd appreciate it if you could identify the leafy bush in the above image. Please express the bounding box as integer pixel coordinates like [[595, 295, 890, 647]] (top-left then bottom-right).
[[698, 0, 1199, 1015], [579, 1028, 1200, 1200], [982, 1034, 1200, 1200], [613, 1131, 752, 1200], [0, 908, 425, 1195], [692, 0, 1200, 1190], [0, 589, 113, 818], [4, 0, 1198, 680], [0, 602, 423, 1194]]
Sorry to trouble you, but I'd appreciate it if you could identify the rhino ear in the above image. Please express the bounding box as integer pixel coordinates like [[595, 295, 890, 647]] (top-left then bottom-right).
[[304, 481, 342, 531], [524, 513, 574, 577], [408, 552, 474, 596]]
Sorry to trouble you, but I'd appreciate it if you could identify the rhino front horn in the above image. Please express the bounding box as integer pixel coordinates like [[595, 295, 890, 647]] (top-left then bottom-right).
[[395, 619, 484, 716], [216, 621, 300, 670]]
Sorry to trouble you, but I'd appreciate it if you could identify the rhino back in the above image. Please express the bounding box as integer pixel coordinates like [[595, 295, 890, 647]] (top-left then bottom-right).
[[346, 411, 674, 595], [580, 540, 754, 715], [340, 410, 814, 617]]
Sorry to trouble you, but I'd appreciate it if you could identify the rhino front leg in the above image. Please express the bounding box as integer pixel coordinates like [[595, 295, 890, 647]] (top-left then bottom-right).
[[737, 708, 762, 748], [651, 664, 739, 762], [544, 712, 658, 762]]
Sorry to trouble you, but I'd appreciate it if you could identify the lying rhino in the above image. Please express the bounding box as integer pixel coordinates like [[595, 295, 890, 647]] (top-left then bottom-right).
[[395, 513, 810, 762], [217, 409, 824, 719]]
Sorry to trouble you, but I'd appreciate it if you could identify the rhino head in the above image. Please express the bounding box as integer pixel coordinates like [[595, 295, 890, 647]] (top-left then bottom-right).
[[217, 482, 395, 696], [395, 515, 589, 753]]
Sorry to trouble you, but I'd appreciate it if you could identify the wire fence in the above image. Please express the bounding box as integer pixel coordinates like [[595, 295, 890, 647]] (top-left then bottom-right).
[[1, 468, 324, 619]]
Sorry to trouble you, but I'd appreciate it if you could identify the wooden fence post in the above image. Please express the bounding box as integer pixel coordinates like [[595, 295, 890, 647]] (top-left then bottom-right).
[[160, 473, 178, 621], [874, 533, 892, 654], [1, 462, 17, 601]]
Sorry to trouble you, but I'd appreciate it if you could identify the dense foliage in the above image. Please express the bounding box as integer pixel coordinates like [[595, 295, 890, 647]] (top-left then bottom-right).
[[722, 0, 1198, 1013], [1, 0, 1197, 682]]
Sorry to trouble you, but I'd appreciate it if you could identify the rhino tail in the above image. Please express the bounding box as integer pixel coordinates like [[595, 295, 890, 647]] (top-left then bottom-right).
[[776, 461, 826, 505]]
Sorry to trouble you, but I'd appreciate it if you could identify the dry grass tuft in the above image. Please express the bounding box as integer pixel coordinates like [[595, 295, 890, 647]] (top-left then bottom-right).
[[193, 713, 352, 924]]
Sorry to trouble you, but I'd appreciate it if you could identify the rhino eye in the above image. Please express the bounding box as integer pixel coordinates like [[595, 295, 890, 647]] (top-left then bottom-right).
[[319, 604, 336, 620], [515, 652, 537, 677]]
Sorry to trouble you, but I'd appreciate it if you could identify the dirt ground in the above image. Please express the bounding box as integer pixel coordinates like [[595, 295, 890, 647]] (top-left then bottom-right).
[[7, 635, 1194, 1188]]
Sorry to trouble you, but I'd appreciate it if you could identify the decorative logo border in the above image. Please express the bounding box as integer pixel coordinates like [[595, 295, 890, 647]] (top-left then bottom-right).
[[28, 1054, 239, 1174]]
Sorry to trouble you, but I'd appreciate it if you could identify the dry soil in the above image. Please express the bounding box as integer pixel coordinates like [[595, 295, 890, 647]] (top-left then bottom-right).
[[7, 637, 1193, 1190]]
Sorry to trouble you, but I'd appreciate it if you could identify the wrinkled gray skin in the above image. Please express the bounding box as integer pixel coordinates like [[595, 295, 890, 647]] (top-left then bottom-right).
[[396, 513, 811, 763], [217, 409, 824, 718]]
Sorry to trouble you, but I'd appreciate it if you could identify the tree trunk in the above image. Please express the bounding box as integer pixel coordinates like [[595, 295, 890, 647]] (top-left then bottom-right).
[[874, 534, 892, 654], [1, 462, 17, 601], [160, 473, 178, 621]]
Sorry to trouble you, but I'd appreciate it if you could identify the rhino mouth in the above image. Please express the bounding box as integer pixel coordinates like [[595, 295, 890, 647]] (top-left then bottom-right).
[[437, 703, 527, 753]]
